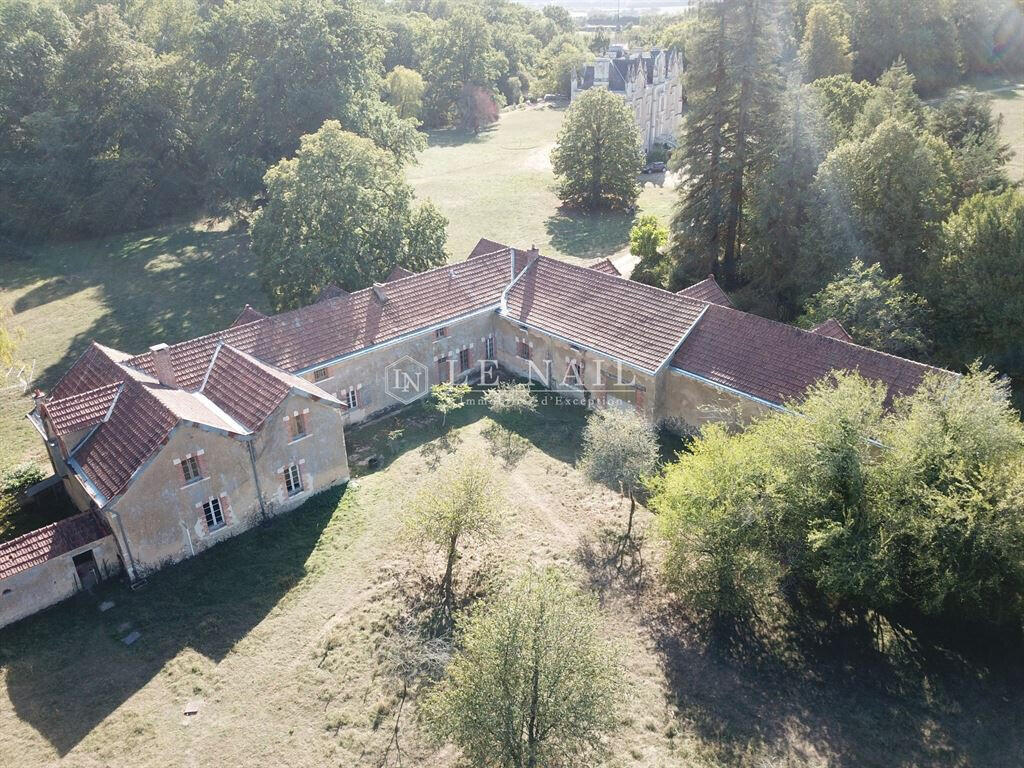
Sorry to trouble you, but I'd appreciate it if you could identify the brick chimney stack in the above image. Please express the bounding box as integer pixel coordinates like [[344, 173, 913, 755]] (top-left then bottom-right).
[[149, 343, 177, 388]]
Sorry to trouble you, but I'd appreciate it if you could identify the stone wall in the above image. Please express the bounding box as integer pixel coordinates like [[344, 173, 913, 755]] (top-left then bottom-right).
[[0, 533, 120, 629]]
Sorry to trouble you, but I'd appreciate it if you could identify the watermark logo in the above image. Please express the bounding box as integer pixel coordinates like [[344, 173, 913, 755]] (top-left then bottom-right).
[[384, 355, 429, 404]]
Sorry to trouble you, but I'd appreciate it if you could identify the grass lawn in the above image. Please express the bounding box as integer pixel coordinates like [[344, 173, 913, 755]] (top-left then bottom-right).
[[408, 104, 676, 262], [1, 401, 1022, 768], [948, 77, 1024, 180]]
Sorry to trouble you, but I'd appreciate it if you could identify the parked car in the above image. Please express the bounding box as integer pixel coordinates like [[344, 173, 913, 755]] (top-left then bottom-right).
[[641, 161, 666, 174]]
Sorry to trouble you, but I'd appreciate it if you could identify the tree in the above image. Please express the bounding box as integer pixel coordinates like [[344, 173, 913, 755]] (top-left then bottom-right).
[[421, 6, 498, 127], [799, 260, 931, 358], [384, 66, 425, 120], [193, 0, 420, 199], [628, 214, 670, 288], [808, 74, 875, 148], [579, 408, 660, 540], [551, 88, 643, 210], [852, 60, 926, 139], [406, 452, 503, 616], [542, 4, 575, 34], [430, 381, 472, 428], [536, 35, 589, 96], [929, 190, 1024, 381], [929, 89, 1012, 201], [800, 117, 953, 291], [669, 0, 782, 289], [457, 83, 499, 133], [799, 3, 853, 81], [423, 569, 622, 768], [251, 121, 447, 310], [482, 382, 536, 463], [589, 28, 610, 54]]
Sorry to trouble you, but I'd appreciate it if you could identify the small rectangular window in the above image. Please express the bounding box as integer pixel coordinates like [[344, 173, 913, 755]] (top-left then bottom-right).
[[485, 336, 495, 360], [434, 327, 447, 339], [181, 456, 201, 484], [516, 339, 531, 360], [459, 347, 471, 372], [292, 412, 307, 439], [313, 367, 330, 382], [203, 498, 224, 529], [344, 387, 359, 410], [285, 464, 303, 495], [437, 356, 450, 383]]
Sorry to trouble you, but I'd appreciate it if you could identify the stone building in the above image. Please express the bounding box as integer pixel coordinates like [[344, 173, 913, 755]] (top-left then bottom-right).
[[571, 45, 684, 151], [2, 239, 952, 627]]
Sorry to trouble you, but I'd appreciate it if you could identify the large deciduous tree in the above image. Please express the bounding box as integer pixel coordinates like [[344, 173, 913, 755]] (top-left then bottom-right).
[[251, 121, 446, 310], [193, 0, 419, 200], [551, 88, 643, 210], [798, 260, 931, 358], [423, 569, 623, 767], [929, 190, 1024, 381], [799, 2, 853, 82]]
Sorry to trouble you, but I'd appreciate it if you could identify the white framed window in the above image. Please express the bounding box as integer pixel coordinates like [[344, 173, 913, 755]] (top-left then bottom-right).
[[285, 464, 303, 495], [313, 366, 330, 382], [181, 456, 201, 484], [203, 498, 225, 529], [343, 386, 359, 410]]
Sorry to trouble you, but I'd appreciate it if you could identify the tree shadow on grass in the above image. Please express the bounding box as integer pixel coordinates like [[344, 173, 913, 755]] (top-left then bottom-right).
[[544, 207, 635, 260], [425, 125, 498, 149], [1, 485, 353, 756], [646, 600, 1024, 768], [4, 222, 260, 392]]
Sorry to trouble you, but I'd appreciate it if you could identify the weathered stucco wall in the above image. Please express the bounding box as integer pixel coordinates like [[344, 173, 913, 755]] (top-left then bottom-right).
[[657, 368, 773, 433], [108, 395, 349, 577], [493, 316, 658, 420], [299, 310, 499, 424], [0, 534, 120, 629]]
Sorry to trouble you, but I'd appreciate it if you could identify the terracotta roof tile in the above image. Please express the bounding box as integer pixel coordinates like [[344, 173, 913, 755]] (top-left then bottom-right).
[[230, 305, 267, 327], [44, 382, 122, 436], [48, 343, 129, 400], [385, 266, 414, 282], [504, 257, 706, 372], [200, 345, 292, 431], [672, 303, 949, 407], [0, 511, 110, 580], [317, 284, 349, 301], [72, 380, 179, 500], [588, 258, 622, 277], [810, 318, 855, 343], [676, 276, 733, 307], [469, 237, 510, 258]]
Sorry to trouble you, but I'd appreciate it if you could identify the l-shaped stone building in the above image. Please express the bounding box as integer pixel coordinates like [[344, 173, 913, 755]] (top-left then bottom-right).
[[1, 239, 950, 627]]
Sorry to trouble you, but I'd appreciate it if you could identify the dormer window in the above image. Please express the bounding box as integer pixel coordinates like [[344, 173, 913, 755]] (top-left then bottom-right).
[[313, 366, 330, 382], [435, 327, 448, 339]]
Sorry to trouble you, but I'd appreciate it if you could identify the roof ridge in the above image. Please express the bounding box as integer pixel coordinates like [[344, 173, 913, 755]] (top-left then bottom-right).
[[537, 255, 706, 308], [46, 380, 122, 406]]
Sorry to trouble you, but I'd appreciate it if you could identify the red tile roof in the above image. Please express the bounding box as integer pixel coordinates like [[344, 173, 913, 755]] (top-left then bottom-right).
[[49, 343, 129, 401], [676, 276, 733, 307], [504, 256, 706, 372], [200, 345, 292, 431], [588, 258, 622, 277], [386, 266, 414, 282], [810, 318, 855, 343], [0, 511, 110, 580], [469, 237, 510, 258], [230, 305, 267, 327], [672, 303, 948, 407], [45, 382, 122, 436], [125, 249, 512, 382]]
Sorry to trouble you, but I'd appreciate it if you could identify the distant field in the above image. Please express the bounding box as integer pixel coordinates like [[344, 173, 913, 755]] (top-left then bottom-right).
[[408, 104, 676, 262], [989, 81, 1024, 180]]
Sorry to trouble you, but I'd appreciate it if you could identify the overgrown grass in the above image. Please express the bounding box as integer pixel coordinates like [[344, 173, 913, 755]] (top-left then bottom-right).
[[1, 406, 1021, 767]]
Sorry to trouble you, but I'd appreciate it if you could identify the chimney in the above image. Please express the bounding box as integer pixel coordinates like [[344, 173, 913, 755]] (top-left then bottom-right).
[[371, 283, 389, 304], [149, 343, 177, 388]]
